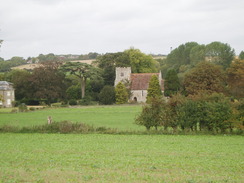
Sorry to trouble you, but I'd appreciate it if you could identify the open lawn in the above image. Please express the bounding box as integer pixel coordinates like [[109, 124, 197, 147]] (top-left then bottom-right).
[[0, 133, 243, 182], [0, 105, 143, 131]]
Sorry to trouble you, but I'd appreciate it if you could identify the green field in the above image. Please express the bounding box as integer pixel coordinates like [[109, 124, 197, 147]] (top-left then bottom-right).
[[0, 106, 243, 182], [0, 105, 143, 131], [0, 134, 243, 182]]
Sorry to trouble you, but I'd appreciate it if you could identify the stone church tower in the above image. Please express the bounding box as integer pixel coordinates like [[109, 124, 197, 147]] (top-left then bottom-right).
[[114, 67, 131, 86]]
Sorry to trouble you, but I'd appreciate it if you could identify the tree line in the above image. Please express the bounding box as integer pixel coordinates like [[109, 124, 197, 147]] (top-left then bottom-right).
[[0, 42, 243, 133]]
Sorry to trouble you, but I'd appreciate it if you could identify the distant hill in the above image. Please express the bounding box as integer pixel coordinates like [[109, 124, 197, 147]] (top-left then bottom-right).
[[11, 59, 95, 70]]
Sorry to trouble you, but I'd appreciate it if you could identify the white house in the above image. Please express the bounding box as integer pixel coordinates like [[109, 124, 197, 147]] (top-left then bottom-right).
[[0, 81, 15, 108]]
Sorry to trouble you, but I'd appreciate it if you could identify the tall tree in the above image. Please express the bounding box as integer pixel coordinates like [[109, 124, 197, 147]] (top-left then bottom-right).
[[5, 69, 32, 100], [183, 62, 226, 95], [61, 62, 102, 98], [115, 82, 128, 104], [239, 51, 244, 60], [30, 61, 66, 105], [227, 59, 244, 98], [146, 75, 162, 103], [189, 44, 206, 66], [125, 48, 158, 73], [205, 42, 235, 69], [166, 42, 199, 71], [164, 69, 180, 97], [96, 52, 130, 85]]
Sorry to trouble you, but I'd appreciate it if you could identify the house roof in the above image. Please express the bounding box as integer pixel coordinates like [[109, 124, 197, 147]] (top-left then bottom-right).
[[131, 73, 164, 90], [0, 81, 14, 90]]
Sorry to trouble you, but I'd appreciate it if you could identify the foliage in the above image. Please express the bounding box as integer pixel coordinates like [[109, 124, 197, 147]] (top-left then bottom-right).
[[166, 42, 199, 71], [0, 57, 26, 72], [96, 52, 130, 85], [125, 48, 158, 73], [183, 62, 226, 95], [29, 61, 66, 105], [164, 69, 181, 97], [115, 82, 128, 104], [99, 85, 115, 105], [96, 48, 158, 86], [69, 99, 77, 105], [146, 75, 162, 103], [205, 42, 235, 69], [61, 62, 102, 98], [18, 103, 28, 112], [66, 85, 81, 100], [227, 59, 244, 98], [135, 97, 166, 130], [239, 51, 244, 60], [4, 69, 32, 100]]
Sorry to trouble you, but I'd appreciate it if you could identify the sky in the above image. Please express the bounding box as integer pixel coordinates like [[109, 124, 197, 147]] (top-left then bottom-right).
[[0, 0, 244, 60]]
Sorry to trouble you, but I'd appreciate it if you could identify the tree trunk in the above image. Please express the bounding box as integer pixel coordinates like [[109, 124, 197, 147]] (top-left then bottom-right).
[[80, 77, 86, 99]]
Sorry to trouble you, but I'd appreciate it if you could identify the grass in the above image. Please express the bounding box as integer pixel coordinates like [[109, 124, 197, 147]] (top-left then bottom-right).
[[0, 133, 243, 182], [0, 105, 144, 131]]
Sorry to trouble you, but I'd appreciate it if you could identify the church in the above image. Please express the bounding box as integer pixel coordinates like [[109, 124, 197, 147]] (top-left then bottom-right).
[[114, 67, 164, 103]]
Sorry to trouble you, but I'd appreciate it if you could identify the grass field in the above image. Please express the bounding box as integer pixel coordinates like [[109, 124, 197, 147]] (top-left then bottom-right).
[[0, 105, 144, 131], [0, 106, 243, 182], [0, 134, 243, 182]]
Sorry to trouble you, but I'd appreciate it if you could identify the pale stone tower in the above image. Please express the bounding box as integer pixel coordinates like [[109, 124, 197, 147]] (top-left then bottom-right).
[[114, 67, 131, 86]]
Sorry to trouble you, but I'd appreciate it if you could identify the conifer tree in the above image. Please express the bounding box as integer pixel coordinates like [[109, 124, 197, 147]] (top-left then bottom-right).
[[115, 82, 128, 104], [146, 75, 162, 103], [164, 69, 180, 97]]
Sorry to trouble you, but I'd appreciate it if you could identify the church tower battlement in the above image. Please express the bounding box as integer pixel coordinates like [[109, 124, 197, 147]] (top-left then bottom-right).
[[114, 67, 131, 86]]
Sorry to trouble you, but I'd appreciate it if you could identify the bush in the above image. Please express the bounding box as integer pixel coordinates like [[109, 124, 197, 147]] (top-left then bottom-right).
[[115, 82, 128, 104], [18, 103, 27, 112], [69, 99, 77, 106], [78, 96, 92, 106], [99, 85, 115, 105], [29, 107, 36, 111]]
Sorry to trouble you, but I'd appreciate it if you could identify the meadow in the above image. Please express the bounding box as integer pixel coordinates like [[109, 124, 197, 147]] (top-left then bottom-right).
[[0, 105, 243, 182], [0, 105, 144, 131], [1, 133, 243, 182]]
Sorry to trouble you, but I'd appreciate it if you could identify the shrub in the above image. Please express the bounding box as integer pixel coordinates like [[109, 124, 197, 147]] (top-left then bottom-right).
[[18, 103, 27, 112], [99, 85, 115, 105], [69, 99, 77, 106], [29, 107, 36, 111], [78, 96, 92, 106], [115, 82, 128, 104]]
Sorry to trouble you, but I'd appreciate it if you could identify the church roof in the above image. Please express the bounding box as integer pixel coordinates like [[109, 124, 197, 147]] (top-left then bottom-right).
[[131, 73, 164, 90]]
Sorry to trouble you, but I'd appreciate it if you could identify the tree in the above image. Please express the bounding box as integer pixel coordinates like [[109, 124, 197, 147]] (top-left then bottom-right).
[[30, 61, 66, 105], [239, 51, 244, 60], [189, 44, 206, 66], [96, 52, 130, 85], [99, 85, 115, 105], [146, 75, 162, 103], [61, 62, 102, 99], [5, 69, 32, 100], [135, 97, 166, 130], [115, 82, 128, 104], [166, 42, 199, 71], [164, 69, 180, 97], [125, 48, 158, 73], [0, 94, 3, 102], [66, 85, 81, 100], [205, 42, 235, 69], [183, 62, 226, 95], [227, 59, 244, 98]]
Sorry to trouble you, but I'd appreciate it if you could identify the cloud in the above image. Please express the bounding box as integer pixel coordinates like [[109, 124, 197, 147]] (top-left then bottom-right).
[[0, 0, 244, 59]]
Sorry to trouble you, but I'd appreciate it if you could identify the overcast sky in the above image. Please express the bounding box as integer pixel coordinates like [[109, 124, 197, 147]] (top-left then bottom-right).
[[0, 0, 244, 60]]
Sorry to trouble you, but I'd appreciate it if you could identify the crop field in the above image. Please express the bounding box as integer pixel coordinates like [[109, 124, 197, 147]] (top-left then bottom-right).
[[0, 134, 243, 182], [0, 105, 143, 131], [0, 106, 243, 182]]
